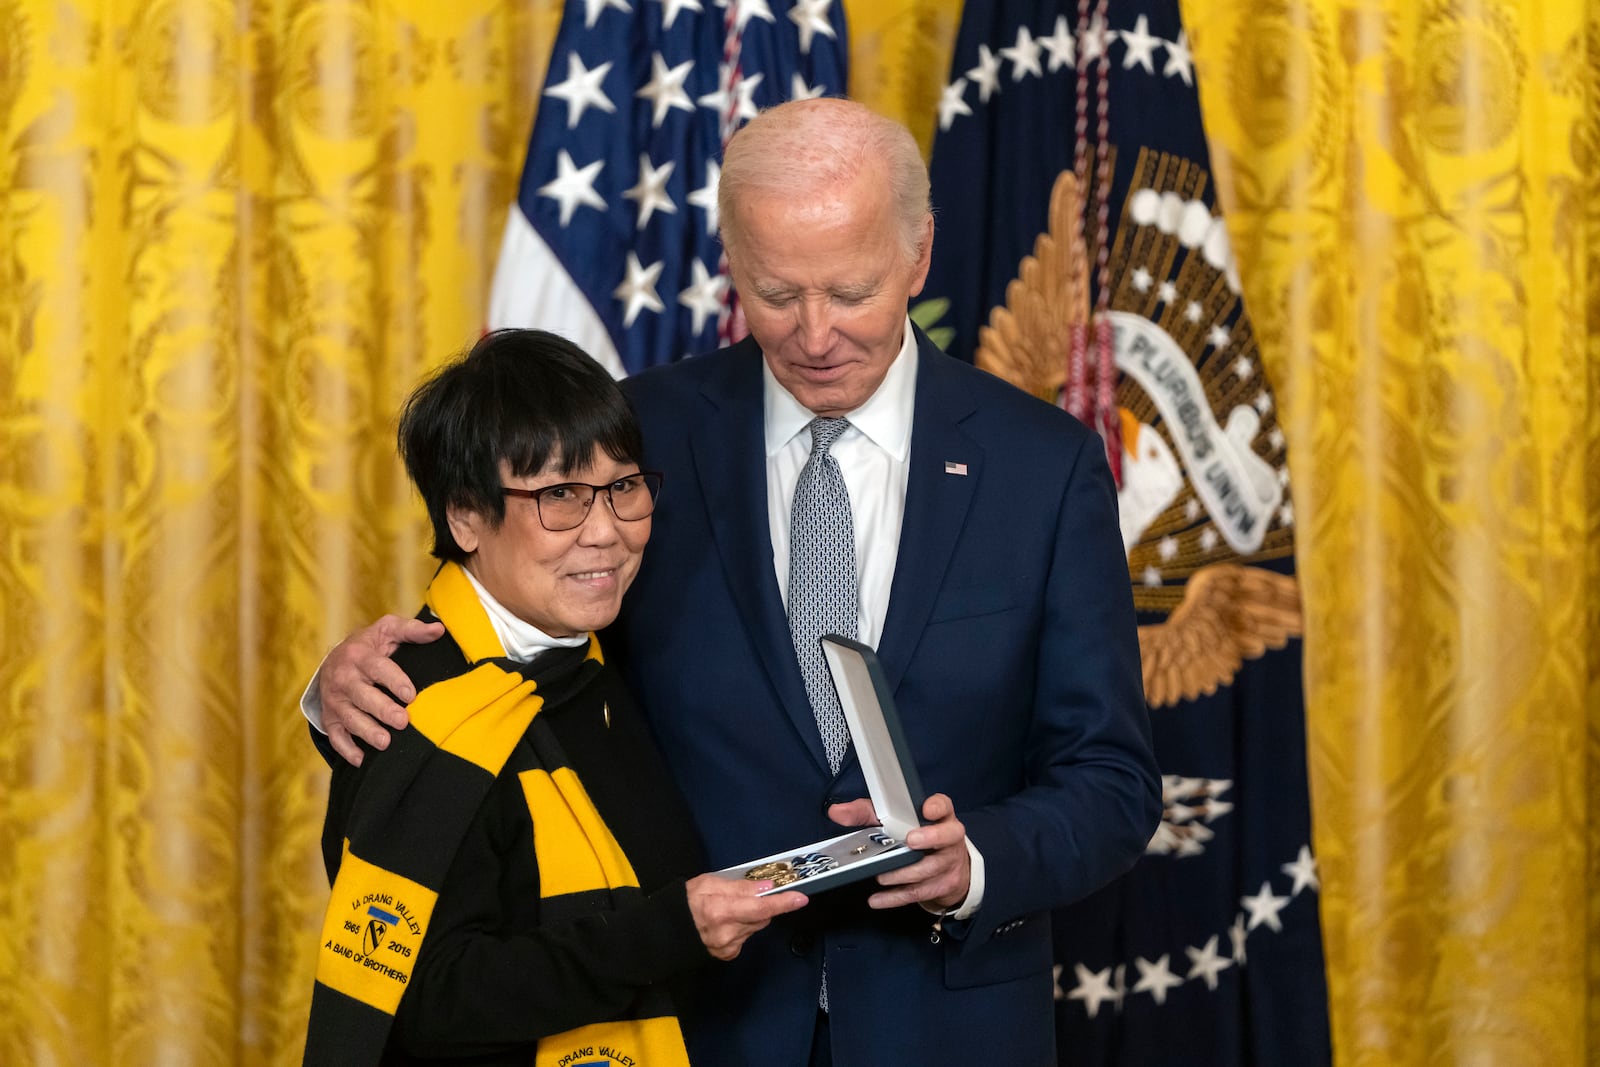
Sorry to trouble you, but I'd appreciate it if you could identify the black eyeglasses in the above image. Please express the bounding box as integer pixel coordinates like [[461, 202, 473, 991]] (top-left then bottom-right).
[[502, 471, 664, 532]]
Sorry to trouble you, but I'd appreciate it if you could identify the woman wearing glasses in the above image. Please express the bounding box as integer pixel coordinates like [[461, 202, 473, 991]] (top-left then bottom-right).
[[305, 330, 805, 1066]]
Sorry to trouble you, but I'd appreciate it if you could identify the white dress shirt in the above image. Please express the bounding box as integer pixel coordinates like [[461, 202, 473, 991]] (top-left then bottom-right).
[[457, 565, 590, 662], [762, 318, 985, 919]]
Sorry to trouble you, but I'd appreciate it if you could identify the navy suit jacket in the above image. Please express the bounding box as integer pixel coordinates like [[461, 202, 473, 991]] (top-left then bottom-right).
[[612, 328, 1159, 1066]]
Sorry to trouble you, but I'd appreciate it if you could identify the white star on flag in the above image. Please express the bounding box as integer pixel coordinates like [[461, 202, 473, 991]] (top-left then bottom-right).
[[637, 53, 696, 126], [614, 253, 666, 326], [938, 78, 973, 130], [1202, 797, 1233, 821], [623, 156, 678, 230], [1001, 25, 1043, 80], [687, 159, 720, 234], [1164, 30, 1194, 84], [1041, 15, 1075, 72], [787, 0, 836, 54], [698, 67, 765, 122], [678, 259, 727, 334], [934, 78, 972, 131], [1241, 881, 1292, 933], [656, 0, 703, 30], [545, 53, 617, 128], [1066, 963, 1119, 1018], [1184, 935, 1233, 990], [1120, 14, 1160, 72], [585, 0, 633, 29], [538, 150, 607, 227], [736, 77, 766, 121], [967, 44, 1003, 103], [1282, 845, 1321, 895], [1078, 14, 1110, 64], [1132, 954, 1185, 1005], [1229, 913, 1249, 964], [790, 72, 826, 100], [727, 0, 776, 33], [732, 70, 764, 119]]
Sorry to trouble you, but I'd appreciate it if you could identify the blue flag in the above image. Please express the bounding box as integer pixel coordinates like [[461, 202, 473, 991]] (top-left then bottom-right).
[[922, 3, 1332, 1064], [490, 0, 849, 375]]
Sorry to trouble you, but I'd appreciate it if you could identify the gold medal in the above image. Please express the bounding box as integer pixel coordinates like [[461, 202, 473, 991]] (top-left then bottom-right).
[[745, 860, 795, 882]]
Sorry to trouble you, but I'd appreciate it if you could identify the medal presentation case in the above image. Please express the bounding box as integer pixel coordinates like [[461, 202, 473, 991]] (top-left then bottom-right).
[[714, 636, 928, 896]]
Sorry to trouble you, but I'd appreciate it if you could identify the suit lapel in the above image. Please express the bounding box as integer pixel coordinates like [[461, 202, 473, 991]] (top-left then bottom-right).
[[876, 333, 982, 694], [689, 343, 833, 775]]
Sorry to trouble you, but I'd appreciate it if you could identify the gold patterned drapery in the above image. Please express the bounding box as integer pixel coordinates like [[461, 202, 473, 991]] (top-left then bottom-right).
[[0, 0, 959, 1061], [1186, 0, 1600, 1063], [0, 1, 563, 1061], [4, 0, 1595, 1063]]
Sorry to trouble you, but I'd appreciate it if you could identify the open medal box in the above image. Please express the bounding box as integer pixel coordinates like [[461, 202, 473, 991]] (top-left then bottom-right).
[[714, 635, 927, 896]]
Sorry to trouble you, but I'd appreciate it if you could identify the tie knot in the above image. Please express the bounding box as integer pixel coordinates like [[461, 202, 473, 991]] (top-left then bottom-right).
[[808, 417, 850, 453]]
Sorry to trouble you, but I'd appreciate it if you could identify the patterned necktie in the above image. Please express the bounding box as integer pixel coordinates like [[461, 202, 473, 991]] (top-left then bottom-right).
[[787, 416, 858, 773]]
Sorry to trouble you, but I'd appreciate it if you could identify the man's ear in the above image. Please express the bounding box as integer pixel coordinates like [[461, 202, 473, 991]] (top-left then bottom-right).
[[908, 213, 935, 297], [445, 503, 481, 555]]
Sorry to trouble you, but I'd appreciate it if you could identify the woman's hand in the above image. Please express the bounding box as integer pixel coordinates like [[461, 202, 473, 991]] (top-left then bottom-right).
[[684, 874, 809, 960]]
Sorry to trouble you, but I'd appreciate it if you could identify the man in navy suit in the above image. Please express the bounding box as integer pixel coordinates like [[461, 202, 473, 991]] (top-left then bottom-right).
[[311, 98, 1159, 1066]]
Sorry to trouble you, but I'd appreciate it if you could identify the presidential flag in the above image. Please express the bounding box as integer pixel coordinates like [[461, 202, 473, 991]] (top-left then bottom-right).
[[489, 0, 849, 375], [920, 2, 1332, 1063]]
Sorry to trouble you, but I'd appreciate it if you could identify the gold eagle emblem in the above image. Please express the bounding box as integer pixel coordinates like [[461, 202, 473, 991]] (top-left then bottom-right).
[[973, 168, 1303, 708]]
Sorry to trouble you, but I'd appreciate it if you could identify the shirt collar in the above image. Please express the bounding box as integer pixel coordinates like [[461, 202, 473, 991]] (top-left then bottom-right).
[[762, 317, 918, 459], [459, 564, 589, 662]]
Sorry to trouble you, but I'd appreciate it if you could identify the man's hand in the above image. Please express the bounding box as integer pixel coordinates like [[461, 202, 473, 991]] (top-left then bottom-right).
[[828, 793, 972, 911], [320, 615, 445, 767], [685, 874, 809, 960]]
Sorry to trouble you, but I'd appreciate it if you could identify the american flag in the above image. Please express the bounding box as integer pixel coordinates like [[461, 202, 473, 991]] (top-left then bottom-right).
[[489, 0, 849, 376]]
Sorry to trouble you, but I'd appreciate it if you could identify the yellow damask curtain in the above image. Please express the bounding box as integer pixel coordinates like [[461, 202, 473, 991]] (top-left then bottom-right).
[[0, 0, 957, 1061], [1187, 0, 1600, 1063], [6, 0, 1594, 1063], [0, 1, 566, 1060]]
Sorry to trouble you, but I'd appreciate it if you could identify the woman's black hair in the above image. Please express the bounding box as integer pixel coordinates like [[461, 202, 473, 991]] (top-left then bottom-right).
[[397, 329, 643, 562]]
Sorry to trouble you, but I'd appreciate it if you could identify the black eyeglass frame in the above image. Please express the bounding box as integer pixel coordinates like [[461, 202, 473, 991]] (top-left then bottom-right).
[[500, 471, 664, 532]]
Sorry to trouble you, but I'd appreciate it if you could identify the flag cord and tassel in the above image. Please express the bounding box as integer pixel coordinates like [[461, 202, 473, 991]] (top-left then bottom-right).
[[1068, 0, 1123, 484], [716, 7, 749, 347], [1065, 0, 1097, 426]]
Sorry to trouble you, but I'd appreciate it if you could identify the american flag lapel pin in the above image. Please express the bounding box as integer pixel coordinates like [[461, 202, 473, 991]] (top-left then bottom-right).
[[944, 460, 968, 476]]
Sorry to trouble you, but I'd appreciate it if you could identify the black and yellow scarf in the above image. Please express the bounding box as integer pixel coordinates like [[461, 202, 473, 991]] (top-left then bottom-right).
[[304, 562, 690, 1066]]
